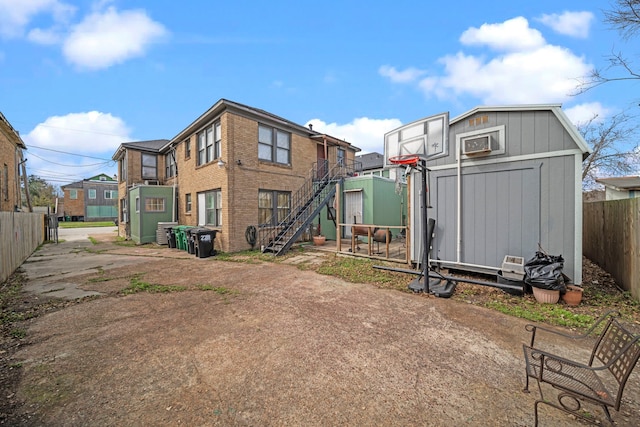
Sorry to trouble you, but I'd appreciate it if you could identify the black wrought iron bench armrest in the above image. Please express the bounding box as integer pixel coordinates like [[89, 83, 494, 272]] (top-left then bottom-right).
[[524, 310, 621, 347]]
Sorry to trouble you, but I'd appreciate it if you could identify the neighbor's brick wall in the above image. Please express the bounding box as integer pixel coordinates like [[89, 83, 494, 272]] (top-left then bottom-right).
[[0, 120, 22, 212], [62, 188, 84, 217]]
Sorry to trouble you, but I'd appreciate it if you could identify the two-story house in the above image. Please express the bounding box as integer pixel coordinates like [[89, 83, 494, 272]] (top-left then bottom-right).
[[0, 112, 27, 212], [60, 173, 119, 221], [113, 99, 360, 252]]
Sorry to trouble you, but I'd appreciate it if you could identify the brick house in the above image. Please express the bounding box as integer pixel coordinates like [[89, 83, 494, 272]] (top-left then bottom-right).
[[0, 112, 26, 212], [60, 173, 119, 221], [112, 99, 360, 252]]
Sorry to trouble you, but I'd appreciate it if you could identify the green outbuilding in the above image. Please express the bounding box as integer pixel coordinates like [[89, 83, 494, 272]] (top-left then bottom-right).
[[129, 185, 175, 244]]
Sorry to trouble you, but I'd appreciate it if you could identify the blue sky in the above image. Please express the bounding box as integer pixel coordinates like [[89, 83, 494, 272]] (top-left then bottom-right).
[[0, 0, 636, 185]]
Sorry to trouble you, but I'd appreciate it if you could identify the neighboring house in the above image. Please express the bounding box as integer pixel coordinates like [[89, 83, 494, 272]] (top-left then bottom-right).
[[0, 112, 26, 211], [61, 173, 119, 221], [356, 152, 393, 179], [112, 99, 360, 251], [595, 176, 640, 200], [386, 105, 590, 285]]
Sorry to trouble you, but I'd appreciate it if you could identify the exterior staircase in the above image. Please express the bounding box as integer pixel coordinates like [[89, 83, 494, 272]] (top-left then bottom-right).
[[260, 160, 356, 256]]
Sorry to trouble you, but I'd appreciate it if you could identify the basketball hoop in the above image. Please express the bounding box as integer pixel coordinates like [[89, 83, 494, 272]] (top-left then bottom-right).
[[388, 154, 420, 167]]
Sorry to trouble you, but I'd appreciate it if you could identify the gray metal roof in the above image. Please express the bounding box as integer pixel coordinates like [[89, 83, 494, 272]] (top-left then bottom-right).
[[112, 139, 170, 160]]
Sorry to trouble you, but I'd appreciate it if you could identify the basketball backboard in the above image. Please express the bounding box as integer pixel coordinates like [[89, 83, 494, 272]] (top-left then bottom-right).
[[384, 112, 449, 166]]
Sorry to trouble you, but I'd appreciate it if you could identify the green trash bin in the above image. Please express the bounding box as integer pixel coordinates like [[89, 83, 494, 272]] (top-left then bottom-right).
[[173, 226, 189, 251]]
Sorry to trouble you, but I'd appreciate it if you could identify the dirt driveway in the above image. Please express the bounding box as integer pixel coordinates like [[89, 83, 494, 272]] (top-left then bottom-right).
[[7, 230, 639, 426]]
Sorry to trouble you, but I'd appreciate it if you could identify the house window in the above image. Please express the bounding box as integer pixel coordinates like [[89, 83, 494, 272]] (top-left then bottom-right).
[[258, 190, 291, 226], [258, 124, 290, 165], [204, 190, 222, 226], [70, 189, 78, 199], [88, 189, 96, 199], [104, 190, 117, 199], [337, 148, 345, 166], [120, 197, 128, 223], [141, 153, 157, 179], [197, 121, 222, 166], [185, 139, 191, 159], [165, 151, 176, 178], [145, 197, 165, 212], [185, 193, 192, 213], [2, 164, 8, 201], [120, 156, 127, 182]]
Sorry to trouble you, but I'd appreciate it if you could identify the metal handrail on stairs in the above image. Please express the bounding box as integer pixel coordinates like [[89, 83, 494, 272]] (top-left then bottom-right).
[[259, 160, 358, 256]]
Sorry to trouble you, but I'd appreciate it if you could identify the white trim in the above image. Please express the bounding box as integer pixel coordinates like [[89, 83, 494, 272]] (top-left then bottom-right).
[[343, 188, 363, 193], [426, 148, 584, 171], [574, 153, 584, 284]]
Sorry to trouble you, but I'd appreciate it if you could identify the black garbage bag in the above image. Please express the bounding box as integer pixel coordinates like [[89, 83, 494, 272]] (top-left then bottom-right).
[[524, 251, 566, 292]]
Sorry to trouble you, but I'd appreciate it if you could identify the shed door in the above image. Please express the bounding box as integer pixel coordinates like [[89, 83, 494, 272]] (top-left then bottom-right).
[[430, 164, 540, 268], [344, 190, 363, 237], [197, 193, 206, 226]]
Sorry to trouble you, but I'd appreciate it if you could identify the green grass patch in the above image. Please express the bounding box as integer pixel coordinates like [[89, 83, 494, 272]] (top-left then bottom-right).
[[315, 255, 409, 290], [121, 275, 186, 295], [197, 285, 238, 295], [484, 299, 596, 329], [58, 221, 116, 229]]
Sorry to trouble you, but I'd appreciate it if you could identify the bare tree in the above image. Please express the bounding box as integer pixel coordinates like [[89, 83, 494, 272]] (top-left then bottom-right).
[[580, 111, 640, 189], [575, 0, 640, 94]]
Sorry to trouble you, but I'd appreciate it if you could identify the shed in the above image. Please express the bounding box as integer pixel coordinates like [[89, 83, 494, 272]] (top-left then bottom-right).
[[319, 175, 407, 241], [384, 105, 590, 284], [129, 184, 175, 244]]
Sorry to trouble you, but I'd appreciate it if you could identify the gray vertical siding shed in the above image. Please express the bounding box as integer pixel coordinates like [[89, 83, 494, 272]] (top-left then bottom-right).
[[407, 105, 589, 284]]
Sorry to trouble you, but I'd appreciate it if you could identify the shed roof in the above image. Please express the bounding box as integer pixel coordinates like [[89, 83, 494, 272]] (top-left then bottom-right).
[[596, 176, 640, 191]]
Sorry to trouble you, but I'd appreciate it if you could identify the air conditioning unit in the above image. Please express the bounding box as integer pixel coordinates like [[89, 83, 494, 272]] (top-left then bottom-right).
[[463, 135, 491, 155]]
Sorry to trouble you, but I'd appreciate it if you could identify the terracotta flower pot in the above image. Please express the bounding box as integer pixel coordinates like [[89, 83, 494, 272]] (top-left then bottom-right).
[[532, 287, 560, 304], [562, 285, 583, 306], [313, 235, 326, 246]]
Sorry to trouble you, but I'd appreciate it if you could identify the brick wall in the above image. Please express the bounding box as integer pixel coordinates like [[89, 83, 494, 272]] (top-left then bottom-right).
[[0, 120, 23, 212], [175, 111, 319, 252], [62, 188, 84, 217]]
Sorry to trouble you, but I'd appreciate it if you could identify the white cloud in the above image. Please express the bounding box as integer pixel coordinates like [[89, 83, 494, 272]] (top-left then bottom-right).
[[25, 111, 131, 153], [382, 16, 593, 105], [564, 102, 611, 125], [306, 117, 403, 154], [23, 111, 131, 183], [27, 27, 62, 44], [460, 17, 546, 51], [62, 6, 168, 70], [538, 11, 594, 38], [379, 65, 427, 83], [0, 0, 75, 38]]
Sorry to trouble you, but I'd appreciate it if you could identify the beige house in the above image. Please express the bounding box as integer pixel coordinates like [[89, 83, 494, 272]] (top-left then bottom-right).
[[0, 112, 26, 212], [113, 99, 360, 252]]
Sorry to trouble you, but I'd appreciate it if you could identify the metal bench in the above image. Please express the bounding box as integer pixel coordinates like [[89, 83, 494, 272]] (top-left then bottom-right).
[[522, 310, 640, 426]]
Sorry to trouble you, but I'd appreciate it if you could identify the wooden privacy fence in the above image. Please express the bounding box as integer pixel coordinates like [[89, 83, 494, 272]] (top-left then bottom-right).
[[583, 198, 640, 299], [0, 212, 44, 283]]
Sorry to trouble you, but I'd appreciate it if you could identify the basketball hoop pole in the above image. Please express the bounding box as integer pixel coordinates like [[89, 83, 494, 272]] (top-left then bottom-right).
[[419, 158, 430, 293]]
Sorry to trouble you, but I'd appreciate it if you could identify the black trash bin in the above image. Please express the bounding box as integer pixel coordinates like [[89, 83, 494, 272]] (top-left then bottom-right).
[[194, 229, 217, 258], [166, 227, 177, 249], [186, 228, 203, 255]]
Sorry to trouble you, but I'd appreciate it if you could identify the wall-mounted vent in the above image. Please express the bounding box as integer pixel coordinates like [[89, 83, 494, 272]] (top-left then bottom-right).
[[462, 135, 491, 156]]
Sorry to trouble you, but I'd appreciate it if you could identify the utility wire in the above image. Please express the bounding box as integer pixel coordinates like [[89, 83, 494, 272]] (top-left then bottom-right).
[[27, 152, 113, 167], [26, 144, 113, 161]]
